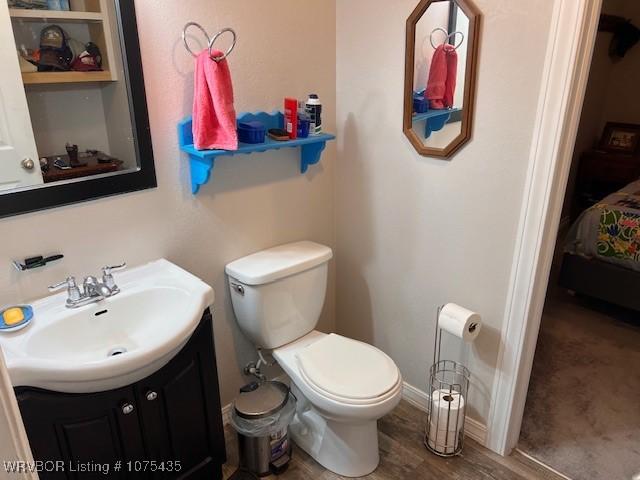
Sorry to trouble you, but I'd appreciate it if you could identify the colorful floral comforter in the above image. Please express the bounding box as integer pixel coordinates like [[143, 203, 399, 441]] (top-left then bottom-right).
[[566, 179, 640, 271]]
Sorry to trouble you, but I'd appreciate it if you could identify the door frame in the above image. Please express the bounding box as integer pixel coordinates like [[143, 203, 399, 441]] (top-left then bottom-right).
[[486, 0, 603, 455], [0, 346, 36, 479]]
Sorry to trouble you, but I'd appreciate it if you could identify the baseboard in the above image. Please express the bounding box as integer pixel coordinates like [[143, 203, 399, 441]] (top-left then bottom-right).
[[401, 381, 487, 447]]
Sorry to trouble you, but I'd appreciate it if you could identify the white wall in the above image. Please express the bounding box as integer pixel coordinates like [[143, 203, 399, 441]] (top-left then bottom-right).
[[0, 0, 336, 407], [26, 85, 111, 157], [335, 0, 553, 424], [101, 0, 137, 170]]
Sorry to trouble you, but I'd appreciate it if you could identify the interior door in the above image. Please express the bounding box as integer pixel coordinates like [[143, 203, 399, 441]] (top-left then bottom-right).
[[0, 0, 42, 191]]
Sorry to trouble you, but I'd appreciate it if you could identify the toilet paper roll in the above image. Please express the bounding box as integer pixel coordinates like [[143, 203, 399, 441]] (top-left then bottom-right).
[[429, 389, 465, 432], [427, 389, 465, 454], [426, 428, 459, 454], [439, 303, 482, 342]]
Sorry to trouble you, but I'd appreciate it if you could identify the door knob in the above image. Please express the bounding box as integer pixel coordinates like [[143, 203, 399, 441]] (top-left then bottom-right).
[[121, 403, 135, 415], [146, 391, 158, 401], [21, 158, 35, 170]]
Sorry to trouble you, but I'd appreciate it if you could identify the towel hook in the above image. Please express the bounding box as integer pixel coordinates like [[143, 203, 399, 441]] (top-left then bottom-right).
[[448, 31, 465, 50], [208, 27, 237, 62], [182, 22, 237, 62], [429, 28, 465, 50], [429, 28, 449, 49]]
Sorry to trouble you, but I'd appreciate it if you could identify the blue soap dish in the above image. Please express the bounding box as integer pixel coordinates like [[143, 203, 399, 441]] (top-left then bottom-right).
[[0, 305, 33, 333], [237, 121, 266, 144]]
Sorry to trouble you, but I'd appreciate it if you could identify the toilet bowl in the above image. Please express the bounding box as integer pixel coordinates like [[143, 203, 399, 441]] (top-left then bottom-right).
[[225, 241, 402, 477], [273, 331, 402, 477]]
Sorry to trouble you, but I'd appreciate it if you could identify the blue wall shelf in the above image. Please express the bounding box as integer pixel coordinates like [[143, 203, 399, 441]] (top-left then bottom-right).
[[412, 108, 461, 139], [178, 111, 336, 194]]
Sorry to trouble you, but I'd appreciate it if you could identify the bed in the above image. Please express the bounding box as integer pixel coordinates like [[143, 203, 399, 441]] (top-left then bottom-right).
[[560, 178, 640, 311]]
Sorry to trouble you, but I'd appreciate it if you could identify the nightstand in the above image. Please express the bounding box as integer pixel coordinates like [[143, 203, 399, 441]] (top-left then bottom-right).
[[572, 149, 640, 218]]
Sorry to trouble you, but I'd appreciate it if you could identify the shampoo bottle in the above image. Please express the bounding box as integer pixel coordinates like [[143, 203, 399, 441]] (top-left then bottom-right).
[[305, 94, 322, 135]]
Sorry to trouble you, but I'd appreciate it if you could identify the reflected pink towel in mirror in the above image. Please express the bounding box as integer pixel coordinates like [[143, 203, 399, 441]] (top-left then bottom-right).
[[426, 44, 457, 110], [192, 50, 238, 151]]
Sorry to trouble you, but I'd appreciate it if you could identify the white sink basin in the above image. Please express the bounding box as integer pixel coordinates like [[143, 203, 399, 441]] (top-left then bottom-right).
[[0, 259, 214, 393]]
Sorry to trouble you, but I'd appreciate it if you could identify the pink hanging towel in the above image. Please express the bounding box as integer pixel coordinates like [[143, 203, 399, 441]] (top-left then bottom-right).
[[192, 50, 238, 151], [425, 43, 458, 110]]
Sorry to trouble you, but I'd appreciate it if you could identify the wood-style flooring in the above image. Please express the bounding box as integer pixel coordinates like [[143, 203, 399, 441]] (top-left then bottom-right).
[[223, 400, 565, 479]]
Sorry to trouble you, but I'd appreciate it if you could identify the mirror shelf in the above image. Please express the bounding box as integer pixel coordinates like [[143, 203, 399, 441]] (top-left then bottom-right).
[[21, 71, 114, 85], [9, 8, 104, 22], [178, 111, 335, 194], [413, 107, 461, 139], [10, 1, 117, 85]]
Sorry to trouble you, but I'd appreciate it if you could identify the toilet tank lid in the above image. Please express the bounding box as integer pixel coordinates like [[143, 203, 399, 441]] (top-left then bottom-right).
[[225, 241, 333, 285]]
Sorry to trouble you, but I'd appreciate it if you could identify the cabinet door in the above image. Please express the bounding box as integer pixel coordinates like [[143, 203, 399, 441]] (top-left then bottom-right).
[[16, 386, 147, 480], [135, 310, 225, 479], [0, 0, 43, 190]]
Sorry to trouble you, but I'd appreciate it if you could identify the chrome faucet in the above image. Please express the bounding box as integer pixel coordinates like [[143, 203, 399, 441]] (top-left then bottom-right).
[[49, 263, 126, 308]]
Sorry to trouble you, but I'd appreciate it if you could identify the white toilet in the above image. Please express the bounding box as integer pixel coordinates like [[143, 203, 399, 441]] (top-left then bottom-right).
[[226, 241, 402, 477]]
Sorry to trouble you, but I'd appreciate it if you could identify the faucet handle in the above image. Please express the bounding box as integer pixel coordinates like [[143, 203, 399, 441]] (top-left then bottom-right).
[[102, 263, 126, 292], [102, 263, 126, 276], [49, 276, 82, 302], [49, 276, 77, 292]]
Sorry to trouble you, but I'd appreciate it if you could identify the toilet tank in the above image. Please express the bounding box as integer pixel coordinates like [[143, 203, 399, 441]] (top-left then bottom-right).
[[225, 241, 333, 349]]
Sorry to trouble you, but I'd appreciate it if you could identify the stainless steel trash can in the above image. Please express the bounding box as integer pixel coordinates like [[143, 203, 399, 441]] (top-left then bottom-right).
[[231, 381, 295, 477]]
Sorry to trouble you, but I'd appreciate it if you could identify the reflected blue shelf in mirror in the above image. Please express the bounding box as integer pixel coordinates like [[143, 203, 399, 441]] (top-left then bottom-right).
[[178, 111, 336, 194], [412, 108, 461, 139]]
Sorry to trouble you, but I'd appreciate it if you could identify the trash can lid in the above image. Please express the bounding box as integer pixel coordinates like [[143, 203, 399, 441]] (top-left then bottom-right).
[[234, 381, 289, 419]]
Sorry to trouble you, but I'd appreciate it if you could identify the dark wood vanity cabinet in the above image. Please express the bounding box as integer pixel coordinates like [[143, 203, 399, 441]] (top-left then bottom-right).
[[15, 309, 226, 480]]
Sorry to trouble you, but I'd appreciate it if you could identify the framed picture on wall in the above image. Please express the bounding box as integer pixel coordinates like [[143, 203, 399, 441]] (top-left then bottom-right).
[[599, 122, 640, 154]]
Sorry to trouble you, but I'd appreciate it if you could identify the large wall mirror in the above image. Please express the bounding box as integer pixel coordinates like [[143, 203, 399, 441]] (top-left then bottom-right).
[[0, 0, 155, 218], [404, 0, 480, 158]]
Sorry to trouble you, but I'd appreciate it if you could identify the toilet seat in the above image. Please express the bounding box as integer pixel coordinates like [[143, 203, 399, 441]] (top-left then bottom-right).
[[295, 334, 400, 405]]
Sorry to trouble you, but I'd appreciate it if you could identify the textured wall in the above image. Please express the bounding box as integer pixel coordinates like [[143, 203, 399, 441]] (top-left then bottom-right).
[[335, 0, 553, 424], [0, 0, 336, 407]]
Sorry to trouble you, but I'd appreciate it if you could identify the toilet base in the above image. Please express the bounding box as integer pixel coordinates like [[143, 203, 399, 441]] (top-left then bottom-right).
[[289, 386, 380, 477]]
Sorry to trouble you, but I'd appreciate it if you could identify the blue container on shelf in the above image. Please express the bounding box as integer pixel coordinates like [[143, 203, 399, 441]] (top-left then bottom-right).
[[237, 121, 266, 144], [297, 117, 310, 138], [413, 93, 429, 114]]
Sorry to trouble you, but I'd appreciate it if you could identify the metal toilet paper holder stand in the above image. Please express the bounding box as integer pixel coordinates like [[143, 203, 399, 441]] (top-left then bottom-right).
[[424, 306, 471, 457]]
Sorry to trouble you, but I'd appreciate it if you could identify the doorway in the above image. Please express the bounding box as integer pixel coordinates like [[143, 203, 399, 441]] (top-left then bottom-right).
[[517, 1, 640, 479]]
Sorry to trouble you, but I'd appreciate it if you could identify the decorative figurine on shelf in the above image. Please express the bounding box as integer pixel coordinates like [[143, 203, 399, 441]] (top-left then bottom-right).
[[65, 143, 79, 166]]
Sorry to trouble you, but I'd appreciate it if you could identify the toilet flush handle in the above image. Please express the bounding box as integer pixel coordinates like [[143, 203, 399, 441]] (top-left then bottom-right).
[[231, 282, 245, 295]]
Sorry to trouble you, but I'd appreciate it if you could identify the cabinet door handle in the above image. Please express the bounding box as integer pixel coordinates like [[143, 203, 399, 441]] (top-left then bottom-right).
[[121, 403, 135, 415], [146, 391, 158, 401]]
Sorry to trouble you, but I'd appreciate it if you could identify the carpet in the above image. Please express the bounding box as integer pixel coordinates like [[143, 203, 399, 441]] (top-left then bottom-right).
[[519, 295, 640, 480]]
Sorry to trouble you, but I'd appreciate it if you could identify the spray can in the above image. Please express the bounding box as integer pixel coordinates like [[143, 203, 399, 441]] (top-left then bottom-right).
[[305, 94, 322, 135]]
